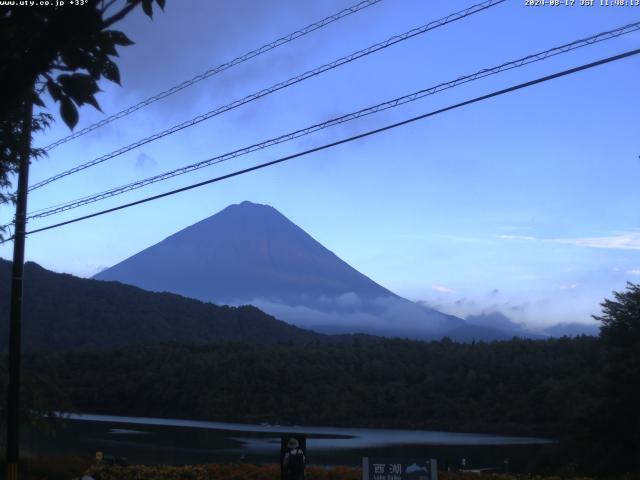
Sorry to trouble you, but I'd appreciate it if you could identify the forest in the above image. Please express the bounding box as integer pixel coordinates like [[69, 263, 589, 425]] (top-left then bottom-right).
[[18, 337, 598, 435], [0, 333, 627, 475], [0, 269, 638, 475], [0, 259, 325, 350]]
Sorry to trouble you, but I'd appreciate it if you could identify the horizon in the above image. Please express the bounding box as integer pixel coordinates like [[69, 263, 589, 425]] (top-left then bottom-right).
[[1, 0, 639, 329]]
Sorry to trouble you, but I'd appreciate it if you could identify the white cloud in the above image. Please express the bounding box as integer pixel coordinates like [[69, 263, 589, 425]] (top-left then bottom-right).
[[559, 283, 579, 290], [497, 230, 640, 250], [496, 235, 537, 241], [628, 269, 640, 276], [335, 292, 361, 307], [549, 231, 640, 250], [240, 294, 458, 335], [432, 285, 455, 293]]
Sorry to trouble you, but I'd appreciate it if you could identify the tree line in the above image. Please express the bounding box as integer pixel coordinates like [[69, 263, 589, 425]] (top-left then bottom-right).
[[18, 337, 599, 435], [1, 279, 638, 475]]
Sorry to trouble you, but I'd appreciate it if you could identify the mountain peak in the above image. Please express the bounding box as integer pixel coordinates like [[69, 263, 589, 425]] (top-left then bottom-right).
[[239, 200, 265, 207], [201, 200, 281, 225], [94, 203, 464, 338], [95, 202, 393, 304], [232, 200, 271, 210]]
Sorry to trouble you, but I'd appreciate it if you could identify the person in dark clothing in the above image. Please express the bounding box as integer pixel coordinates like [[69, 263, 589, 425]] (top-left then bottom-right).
[[283, 437, 305, 480]]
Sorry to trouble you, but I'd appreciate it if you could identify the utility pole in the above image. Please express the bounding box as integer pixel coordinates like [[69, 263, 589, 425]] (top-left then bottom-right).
[[6, 98, 33, 480]]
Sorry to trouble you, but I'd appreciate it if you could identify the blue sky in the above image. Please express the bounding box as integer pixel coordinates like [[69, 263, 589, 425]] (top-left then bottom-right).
[[1, 0, 639, 328]]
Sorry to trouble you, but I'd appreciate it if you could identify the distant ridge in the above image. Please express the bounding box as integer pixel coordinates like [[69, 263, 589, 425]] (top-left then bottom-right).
[[0, 259, 325, 351], [544, 322, 599, 337], [466, 312, 548, 340], [94, 201, 466, 339]]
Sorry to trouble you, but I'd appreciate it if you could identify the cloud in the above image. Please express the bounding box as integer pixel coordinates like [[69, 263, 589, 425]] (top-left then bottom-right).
[[497, 230, 640, 250], [509, 303, 527, 312], [135, 152, 158, 169], [237, 294, 459, 335], [496, 235, 537, 241], [92, 265, 109, 276], [628, 269, 640, 276], [549, 231, 640, 250], [559, 283, 579, 290], [432, 285, 455, 293], [335, 292, 361, 307]]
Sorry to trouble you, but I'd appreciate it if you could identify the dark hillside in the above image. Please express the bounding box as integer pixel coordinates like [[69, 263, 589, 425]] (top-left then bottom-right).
[[0, 259, 323, 351]]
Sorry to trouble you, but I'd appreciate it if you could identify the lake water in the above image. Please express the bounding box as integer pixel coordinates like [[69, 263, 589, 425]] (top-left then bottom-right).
[[23, 413, 554, 472]]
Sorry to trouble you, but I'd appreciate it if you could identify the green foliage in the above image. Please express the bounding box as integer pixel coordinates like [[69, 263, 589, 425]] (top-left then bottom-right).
[[2, 261, 638, 475], [0, 361, 71, 451], [11, 336, 600, 437], [83, 463, 358, 480], [0, 259, 322, 351], [0, 110, 52, 219], [0, 0, 165, 128], [596, 283, 640, 347], [581, 283, 640, 475], [0, 0, 166, 238], [0, 454, 92, 480]]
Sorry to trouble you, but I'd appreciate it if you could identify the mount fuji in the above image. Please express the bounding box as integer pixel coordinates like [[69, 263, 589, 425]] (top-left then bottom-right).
[[94, 201, 469, 339]]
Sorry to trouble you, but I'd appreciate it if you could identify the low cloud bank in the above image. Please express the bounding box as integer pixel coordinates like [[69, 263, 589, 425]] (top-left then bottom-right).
[[222, 292, 462, 337]]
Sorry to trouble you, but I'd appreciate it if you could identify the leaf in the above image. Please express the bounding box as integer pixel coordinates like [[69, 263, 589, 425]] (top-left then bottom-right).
[[58, 73, 100, 102], [101, 58, 121, 85], [57, 73, 103, 112], [60, 47, 91, 71], [78, 51, 104, 80], [105, 30, 134, 47], [142, 0, 153, 18], [60, 96, 78, 130], [46, 80, 62, 101], [155, 0, 165, 9], [98, 32, 119, 56], [85, 94, 102, 112], [86, 62, 103, 81], [32, 95, 46, 108]]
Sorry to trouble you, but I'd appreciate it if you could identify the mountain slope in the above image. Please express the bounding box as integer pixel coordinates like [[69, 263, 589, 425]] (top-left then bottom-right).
[[95, 201, 395, 304], [0, 259, 324, 351], [94, 201, 464, 337]]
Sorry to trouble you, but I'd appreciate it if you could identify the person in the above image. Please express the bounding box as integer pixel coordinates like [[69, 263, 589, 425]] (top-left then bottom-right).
[[283, 437, 305, 480]]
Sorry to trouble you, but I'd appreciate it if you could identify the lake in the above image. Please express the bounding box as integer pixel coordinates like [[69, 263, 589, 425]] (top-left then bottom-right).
[[23, 413, 554, 472]]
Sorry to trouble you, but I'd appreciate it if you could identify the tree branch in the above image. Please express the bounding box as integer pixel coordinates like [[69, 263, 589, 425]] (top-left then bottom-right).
[[102, 1, 139, 28], [101, 0, 120, 16]]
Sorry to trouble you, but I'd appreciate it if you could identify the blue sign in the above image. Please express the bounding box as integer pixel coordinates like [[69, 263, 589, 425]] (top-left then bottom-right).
[[362, 458, 437, 480]]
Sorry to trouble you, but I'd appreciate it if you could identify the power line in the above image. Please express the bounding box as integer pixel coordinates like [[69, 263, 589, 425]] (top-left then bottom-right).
[[24, 20, 640, 221], [40, 0, 384, 152], [28, 0, 505, 192], [5, 47, 636, 243]]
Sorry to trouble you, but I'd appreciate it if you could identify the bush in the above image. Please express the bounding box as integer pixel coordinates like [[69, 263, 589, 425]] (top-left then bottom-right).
[[85, 463, 361, 480], [0, 454, 93, 480]]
